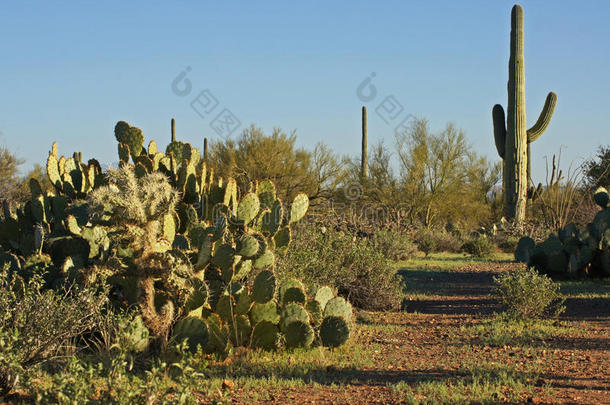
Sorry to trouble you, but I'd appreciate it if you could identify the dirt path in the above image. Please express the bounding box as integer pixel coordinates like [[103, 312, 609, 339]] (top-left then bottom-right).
[[210, 258, 610, 404], [398, 259, 610, 404]]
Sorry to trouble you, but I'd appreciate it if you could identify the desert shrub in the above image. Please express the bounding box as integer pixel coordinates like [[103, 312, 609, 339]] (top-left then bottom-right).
[[0, 146, 24, 204], [371, 229, 418, 261], [0, 267, 108, 395], [493, 268, 565, 319], [497, 236, 520, 253], [461, 237, 495, 258], [87, 309, 152, 372], [414, 231, 436, 256], [414, 228, 463, 255], [18, 352, 201, 404], [276, 225, 404, 310], [433, 231, 465, 253]]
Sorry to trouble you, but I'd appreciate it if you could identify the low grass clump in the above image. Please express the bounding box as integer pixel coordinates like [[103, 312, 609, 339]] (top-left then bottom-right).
[[392, 358, 541, 405], [462, 314, 577, 347]]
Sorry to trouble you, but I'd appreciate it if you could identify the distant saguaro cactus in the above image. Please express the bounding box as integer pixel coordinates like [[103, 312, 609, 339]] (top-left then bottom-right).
[[171, 118, 176, 142], [361, 106, 368, 179], [203, 137, 208, 162], [493, 4, 557, 227]]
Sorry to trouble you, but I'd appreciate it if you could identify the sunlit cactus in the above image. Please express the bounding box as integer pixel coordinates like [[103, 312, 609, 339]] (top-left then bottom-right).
[[492, 4, 557, 227]]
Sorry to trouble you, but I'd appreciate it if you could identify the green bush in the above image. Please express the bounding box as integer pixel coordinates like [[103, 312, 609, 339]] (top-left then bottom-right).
[[18, 353, 202, 404], [276, 225, 404, 310], [415, 232, 436, 257], [414, 229, 463, 255], [493, 268, 565, 319], [371, 229, 418, 261], [461, 237, 495, 258], [497, 236, 520, 253], [0, 267, 108, 395]]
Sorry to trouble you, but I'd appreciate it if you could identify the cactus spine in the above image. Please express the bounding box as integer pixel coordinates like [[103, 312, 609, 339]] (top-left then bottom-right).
[[493, 4, 557, 226], [361, 106, 368, 179]]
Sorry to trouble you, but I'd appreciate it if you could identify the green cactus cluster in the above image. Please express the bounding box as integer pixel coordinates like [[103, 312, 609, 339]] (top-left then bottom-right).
[[0, 142, 110, 285], [46, 142, 105, 199], [515, 187, 610, 278], [172, 271, 352, 354], [0, 118, 337, 353], [115, 121, 145, 161]]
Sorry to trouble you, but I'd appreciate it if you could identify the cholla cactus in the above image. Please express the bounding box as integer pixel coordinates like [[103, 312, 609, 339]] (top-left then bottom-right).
[[89, 167, 180, 338], [89, 168, 179, 255]]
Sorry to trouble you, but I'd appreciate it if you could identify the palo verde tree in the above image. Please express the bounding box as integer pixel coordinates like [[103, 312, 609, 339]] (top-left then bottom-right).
[[0, 145, 23, 203], [207, 125, 343, 204], [397, 118, 500, 229], [585, 145, 610, 189]]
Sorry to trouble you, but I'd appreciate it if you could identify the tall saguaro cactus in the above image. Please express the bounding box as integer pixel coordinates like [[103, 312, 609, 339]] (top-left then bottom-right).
[[493, 4, 557, 226], [361, 106, 368, 179]]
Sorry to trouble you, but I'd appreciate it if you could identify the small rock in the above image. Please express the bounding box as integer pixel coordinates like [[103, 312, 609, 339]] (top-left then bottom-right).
[[222, 379, 234, 390]]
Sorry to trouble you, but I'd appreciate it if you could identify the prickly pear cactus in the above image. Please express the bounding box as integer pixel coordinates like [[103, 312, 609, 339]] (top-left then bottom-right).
[[115, 121, 145, 160], [173, 317, 209, 352], [191, 269, 353, 353], [3, 118, 331, 356], [515, 187, 610, 278]]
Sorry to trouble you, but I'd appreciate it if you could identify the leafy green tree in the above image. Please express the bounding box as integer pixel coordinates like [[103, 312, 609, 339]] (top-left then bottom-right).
[[0, 145, 23, 203], [584, 145, 610, 188], [341, 142, 401, 206], [19, 163, 53, 198], [395, 118, 499, 228], [335, 142, 405, 230], [208, 125, 343, 203]]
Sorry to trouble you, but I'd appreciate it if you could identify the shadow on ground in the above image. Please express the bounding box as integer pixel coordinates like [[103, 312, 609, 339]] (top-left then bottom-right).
[[562, 297, 610, 320], [399, 269, 497, 297], [399, 263, 610, 319]]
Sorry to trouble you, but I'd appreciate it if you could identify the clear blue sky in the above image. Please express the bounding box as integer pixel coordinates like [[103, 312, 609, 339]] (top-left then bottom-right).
[[1, 1, 608, 182]]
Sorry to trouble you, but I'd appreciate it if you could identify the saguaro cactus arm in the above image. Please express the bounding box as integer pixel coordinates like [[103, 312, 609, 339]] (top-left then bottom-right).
[[527, 92, 558, 143], [492, 104, 506, 159], [491, 4, 558, 226]]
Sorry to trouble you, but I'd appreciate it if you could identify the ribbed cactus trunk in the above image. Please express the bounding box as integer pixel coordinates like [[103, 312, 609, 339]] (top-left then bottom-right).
[[361, 106, 368, 179], [203, 137, 208, 162], [171, 118, 176, 142], [492, 4, 557, 228], [505, 5, 528, 225]]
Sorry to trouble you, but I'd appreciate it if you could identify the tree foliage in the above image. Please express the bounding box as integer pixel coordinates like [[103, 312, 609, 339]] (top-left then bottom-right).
[[19, 163, 53, 198], [205, 119, 500, 231], [207, 125, 343, 203], [395, 118, 500, 228], [0, 146, 23, 203], [584, 145, 610, 188]]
